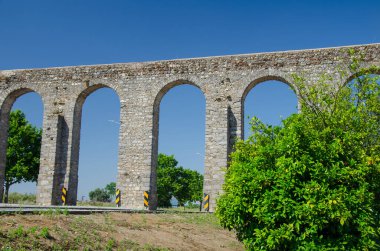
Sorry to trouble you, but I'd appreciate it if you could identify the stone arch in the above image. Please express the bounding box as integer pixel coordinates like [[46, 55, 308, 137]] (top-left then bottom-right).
[[242, 75, 297, 103], [343, 68, 380, 86], [150, 80, 206, 209], [241, 75, 299, 139], [66, 83, 121, 205], [0, 87, 44, 203], [153, 80, 205, 108], [152, 80, 205, 146]]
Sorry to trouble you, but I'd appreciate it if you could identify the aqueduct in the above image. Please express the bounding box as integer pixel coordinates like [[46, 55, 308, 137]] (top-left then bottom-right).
[[0, 44, 379, 211]]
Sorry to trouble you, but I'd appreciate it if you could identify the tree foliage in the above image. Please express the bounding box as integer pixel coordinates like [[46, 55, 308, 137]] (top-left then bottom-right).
[[4, 110, 42, 203], [89, 188, 111, 202], [157, 153, 203, 207], [216, 52, 380, 250], [105, 182, 116, 198], [89, 182, 116, 202]]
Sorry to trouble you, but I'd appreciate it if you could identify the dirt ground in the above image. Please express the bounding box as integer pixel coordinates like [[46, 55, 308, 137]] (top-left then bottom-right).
[[0, 212, 244, 250]]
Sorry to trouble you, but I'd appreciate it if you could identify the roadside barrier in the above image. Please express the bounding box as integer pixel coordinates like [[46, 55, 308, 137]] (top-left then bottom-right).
[[115, 189, 121, 207], [203, 193, 209, 212], [144, 191, 149, 208], [61, 187, 67, 206]]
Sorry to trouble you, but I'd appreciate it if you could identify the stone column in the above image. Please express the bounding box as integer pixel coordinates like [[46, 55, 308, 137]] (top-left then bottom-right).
[[117, 97, 156, 210], [203, 97, 234, 211], [0, 104, 10, 203], [202, 77, 243, 212], [63, 107, 80, 206], [228, 98, 243, 153], [36, 109, 69, 205]]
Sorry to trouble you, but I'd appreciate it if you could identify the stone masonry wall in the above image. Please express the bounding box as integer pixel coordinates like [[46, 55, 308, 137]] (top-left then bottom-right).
[[0, 44, 379, 211]]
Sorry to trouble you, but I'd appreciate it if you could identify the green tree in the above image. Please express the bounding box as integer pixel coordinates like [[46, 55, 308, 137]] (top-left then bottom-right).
[[89, 188, 111, 202], [187, 169, 203, 205], [171, 167, 200, 207], [187, 169, 204, 211], [157, 154, 178, 207], [4, 110, 42, 203], [216, 52, 380, 250], [88, 182, 116, 202], [157, 153, 203, 208], [105, 182, 116, 198]]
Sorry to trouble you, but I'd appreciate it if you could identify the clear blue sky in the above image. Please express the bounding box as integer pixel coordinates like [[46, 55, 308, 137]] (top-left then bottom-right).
[[2, 0, 379, 198]]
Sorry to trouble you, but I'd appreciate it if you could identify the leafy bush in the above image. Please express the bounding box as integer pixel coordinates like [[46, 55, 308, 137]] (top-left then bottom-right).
[[89, 188, 111, 202], [88, 182, 116, 203], [216, 53, 380, 250], [6, 192, 36, 204]]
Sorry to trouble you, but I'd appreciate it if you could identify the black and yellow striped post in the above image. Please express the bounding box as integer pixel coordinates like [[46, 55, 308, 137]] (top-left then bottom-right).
[[115, 189, 121, 207], [61, 187, 67, 206], [144, 191, 149, 208], [203, 193, 209, 212]]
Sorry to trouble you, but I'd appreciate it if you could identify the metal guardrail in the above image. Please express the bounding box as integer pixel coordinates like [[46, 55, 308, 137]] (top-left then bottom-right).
[[0, 204, 155, 214], [0, 204, 210, 214]]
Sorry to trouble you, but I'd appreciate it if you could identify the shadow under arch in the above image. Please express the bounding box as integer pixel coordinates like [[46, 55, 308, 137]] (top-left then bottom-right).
[[150, 80, 205, 209], [241, 76, 299, 139], [0, 87, 44, 203], [67, 84, 121, 205]]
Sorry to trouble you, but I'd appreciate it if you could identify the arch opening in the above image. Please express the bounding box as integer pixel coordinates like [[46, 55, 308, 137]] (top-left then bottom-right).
[[347, 73, 380, 95], [74, 86, 120, 206], [1, 90, 44, 204], [243, 79, 298, 139], [346, 73, 380, 147], [344, 67, 380, 86], [152, 82, 205, 210]]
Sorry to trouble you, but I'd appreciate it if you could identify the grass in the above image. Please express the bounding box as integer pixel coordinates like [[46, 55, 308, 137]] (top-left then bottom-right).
[[158, 212, 221, 228], [159, 207, 201, 212], [76, 201, 116, 207], [0, 215, 168, 250], [0, 225, 54, 250], [4, 193, 36, 204], [4, 192, 202, 212], [0, 192, 237, 250], [0, 212, 242, 251], [4, 193, 117, 207]]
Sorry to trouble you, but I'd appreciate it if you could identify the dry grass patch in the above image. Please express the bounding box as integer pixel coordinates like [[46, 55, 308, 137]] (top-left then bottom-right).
[[0, 212, 243, 251]]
